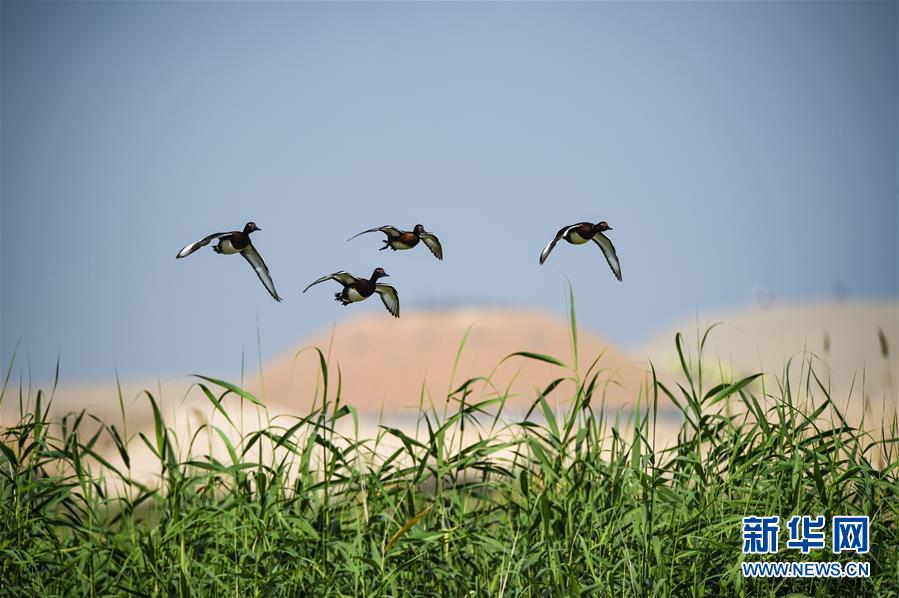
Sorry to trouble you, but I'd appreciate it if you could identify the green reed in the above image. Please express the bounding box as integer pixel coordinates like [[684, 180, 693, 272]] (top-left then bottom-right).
[[1, 295, 897, 596]]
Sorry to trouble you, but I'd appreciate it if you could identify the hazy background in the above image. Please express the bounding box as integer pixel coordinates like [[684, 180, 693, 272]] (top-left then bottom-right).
[[2, 1, 897, 384]]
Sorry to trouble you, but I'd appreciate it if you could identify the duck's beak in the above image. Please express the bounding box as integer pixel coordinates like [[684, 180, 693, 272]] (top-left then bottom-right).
[[381, 273, 390, 277], [606, 226, 613, 230]]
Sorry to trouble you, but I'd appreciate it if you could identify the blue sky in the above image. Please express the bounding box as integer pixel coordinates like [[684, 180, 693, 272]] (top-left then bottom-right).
[[2, 1, 896, 382]]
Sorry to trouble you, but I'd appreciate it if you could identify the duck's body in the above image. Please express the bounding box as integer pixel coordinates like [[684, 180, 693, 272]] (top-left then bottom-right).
[[561, 223, 596, 245], [393, 231, 420, 250], [539, 221, 622, 281], [303, 267, 400, 317], [336, 276, 377, 304], [348, 224, 443, 260], [212, 235, 246, 254], [176, 221, 282, 301]]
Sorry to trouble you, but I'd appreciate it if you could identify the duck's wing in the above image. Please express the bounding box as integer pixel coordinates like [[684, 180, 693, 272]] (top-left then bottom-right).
[[375, 284, 400, 318], [241, 244, 283, 301], [538, 224, 577, 264], [176, 231, 231, 258], [592, 232, 622, 281], [303, 271, 358, 293], [347, 226, 402, 241], [419, 232, 443, 260]]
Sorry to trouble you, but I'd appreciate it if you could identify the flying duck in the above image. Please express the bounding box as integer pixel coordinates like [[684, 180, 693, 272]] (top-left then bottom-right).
[[347, 224, 443, 260], [539, 221, 622, 281], [302, 267, 399, 317], [176, 221, 282, 301]]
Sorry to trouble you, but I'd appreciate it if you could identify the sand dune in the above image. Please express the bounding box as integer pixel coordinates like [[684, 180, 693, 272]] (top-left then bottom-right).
[[250, 308, 650, 414], [20, 301, 896, 422], [11, 301, 896, 486], [636, 300, 898, 419]]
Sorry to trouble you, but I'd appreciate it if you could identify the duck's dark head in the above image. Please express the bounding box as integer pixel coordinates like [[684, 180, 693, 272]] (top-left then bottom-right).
[[413, 224, 426, 234], [596, 221, 612, 232], [371, 267, 389, 281], [244, 222, 261, 234]]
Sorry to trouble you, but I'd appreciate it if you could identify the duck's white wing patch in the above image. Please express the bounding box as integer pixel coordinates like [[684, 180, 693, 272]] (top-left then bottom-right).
[[592, 232, 622, 281], [347, 225, 402, 241], [419, 233, 443, 260], [241, 244, 283, 301], [303, 271, 358, 293], [539, 225, 576, 264], [176, 232, 229, 258], [375, 284, 400, 318]]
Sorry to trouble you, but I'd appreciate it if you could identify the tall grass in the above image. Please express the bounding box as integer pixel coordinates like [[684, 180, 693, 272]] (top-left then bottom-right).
[[1, 300, 897, 596]]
